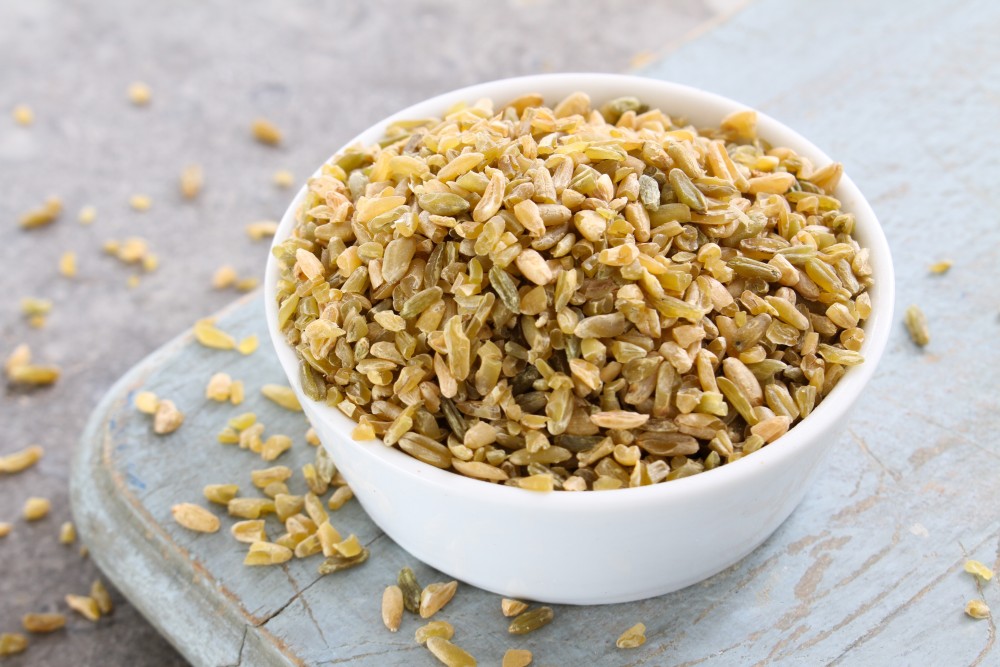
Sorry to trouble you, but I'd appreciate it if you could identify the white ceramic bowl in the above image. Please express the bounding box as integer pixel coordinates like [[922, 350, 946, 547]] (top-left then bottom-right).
[[265, 73, 895, 605]]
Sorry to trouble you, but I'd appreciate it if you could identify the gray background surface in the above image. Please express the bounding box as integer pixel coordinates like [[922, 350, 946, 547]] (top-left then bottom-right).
[[0, 1, 740, 664]]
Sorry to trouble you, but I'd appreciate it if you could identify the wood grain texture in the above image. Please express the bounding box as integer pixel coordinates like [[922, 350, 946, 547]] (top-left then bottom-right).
[[71, 0, 1000, 664]]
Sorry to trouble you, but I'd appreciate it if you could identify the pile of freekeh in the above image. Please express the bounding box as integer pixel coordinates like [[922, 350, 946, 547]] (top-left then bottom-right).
[[272, 91, 872, 492]]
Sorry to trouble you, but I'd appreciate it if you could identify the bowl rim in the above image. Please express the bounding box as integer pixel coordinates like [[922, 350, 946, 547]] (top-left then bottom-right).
[[264, 72, 895, 509]]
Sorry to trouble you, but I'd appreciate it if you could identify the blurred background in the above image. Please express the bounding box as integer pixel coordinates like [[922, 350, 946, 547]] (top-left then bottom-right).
[[1, 1, 743, 664]]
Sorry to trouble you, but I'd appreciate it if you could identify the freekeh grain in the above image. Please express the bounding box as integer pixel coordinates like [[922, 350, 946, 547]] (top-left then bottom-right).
[[19, 196, 62, 229], [965, 599, 990, 620], [252, 118, 282, 145], [22, 613, 66, 634], [382, 585, 404, 632], [616, 622, 647, 648], [425, 636, 477, 667], [23, 497, 51, 521], [272, 92, 874, 490], [0, 445, 44, 474], [905, 305, 929, 347], [171, 503, 220, 533]]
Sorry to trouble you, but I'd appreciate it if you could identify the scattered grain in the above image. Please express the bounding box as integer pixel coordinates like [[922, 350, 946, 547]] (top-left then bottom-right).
[[134, 391, 160, 414], [204, 484, 240, 505], [425, 637, 477, 667], [127, 82, 152, 105], [23, 497, 50, 521], [78, 205, 96, 225], [6, 362, 60, 386], [616, 622, 647, 649], [419, 580, 458, 619], [251, 466, 292, 489], [59, 251, 77, 278], [21, 298, 52, 319], [237, 335, 259, 355], [91, 580, 113, 615], [333, 534, 362, 558], [502, 648, 533, 667], [382, 585, 404, 632], [273, 169, 295, 188], [129, 194, 152, 211], [508, 606, 553, 635], [193, 319, 236, 350], [59, 521, 76, 545], [231, 520, 268, 544], [236, 278, 259, 292], [247, 220, 279, 240], [965, 560, 994, 582], [251, 118, 282, 145], [0, 445, 44, 474], [965, 599, 990, 620], [212, 265, 238, 289], [19, 196, 62, 229], [904, 305, 929, 347], [261, 384, 302, 411], [180, 164, 204, 199], [416, 620, 455, 644], [228, 498, 275, 519], [12, 104, 34, 126], [261, 434, 292, 461], [244, 541, 293, 566], [22, 613, 66, 634], [501, 598, 529, 617], [0, 633, 28, 656], [399, 567, 422, 613], [65, 594, 101, 621], [317, 547, 369, 574], [153, 399, 185, 434], [929, 260, 952, 274], [324, 488, 351, 514], [171, 503, 220, 533]]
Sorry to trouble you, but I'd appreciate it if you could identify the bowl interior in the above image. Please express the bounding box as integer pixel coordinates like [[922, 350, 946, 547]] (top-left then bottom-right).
[[264, 73, 895, 508]]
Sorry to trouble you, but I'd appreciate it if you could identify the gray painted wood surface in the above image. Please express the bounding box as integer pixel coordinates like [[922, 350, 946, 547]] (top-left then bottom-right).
[[71, 0, 1000, 664]]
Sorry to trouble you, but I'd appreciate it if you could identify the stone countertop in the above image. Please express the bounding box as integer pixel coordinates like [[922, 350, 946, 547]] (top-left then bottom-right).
[[0, 1, 736, 664]]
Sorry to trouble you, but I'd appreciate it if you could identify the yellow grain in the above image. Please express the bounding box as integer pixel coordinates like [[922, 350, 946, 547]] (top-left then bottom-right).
[[180, 164, 204, 199], [251, 118, 282, 145], [12, 104, 34, 126], [23, 497, 51, 521], [19, 196, 62, 229], [237, 335, 259, 355], [59, 521, 76, 545], [246, 221, 278, 240], [78, 205, 97, 225], [59, 251, 77, 277], [0, 445, 44, 474], [129, 194, 152, 211], [212, 265, 238, 289], [127, 81, 152, 105], [65, 594, 101, 621], [273, 169, 295, 188]]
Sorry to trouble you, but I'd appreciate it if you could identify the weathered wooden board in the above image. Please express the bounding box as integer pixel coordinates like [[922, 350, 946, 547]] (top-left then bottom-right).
[[71, 0, 1000, 664]]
